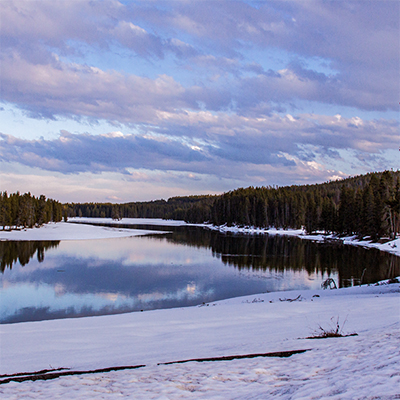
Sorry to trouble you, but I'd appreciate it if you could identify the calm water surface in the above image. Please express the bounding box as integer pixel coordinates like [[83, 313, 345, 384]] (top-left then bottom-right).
[[1, 224, 398, 323]]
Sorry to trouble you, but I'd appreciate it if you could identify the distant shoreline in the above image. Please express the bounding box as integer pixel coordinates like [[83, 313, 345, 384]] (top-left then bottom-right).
[[1, 217, 399, 258], [70, 217, 400, 258]]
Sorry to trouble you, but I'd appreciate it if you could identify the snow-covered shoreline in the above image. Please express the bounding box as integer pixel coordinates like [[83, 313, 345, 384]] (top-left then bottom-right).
[[0, 220, 165, 241], [3, 282, 398, 375], [1, 283, 399, 398]]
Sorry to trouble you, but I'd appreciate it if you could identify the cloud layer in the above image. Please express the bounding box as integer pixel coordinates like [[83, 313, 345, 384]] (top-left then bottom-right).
[[0, 0, 398, 201]]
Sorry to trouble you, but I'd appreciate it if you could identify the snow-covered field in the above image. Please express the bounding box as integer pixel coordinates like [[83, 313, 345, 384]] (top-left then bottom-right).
[[0, 221, 164, 241], [68, 217, 193, 227], [1, 219, 399, 399], [1, 284, 399, 399]]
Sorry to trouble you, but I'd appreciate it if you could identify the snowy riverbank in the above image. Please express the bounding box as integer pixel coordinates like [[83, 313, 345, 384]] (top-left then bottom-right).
[[0, 220, 164, 241], [1, 283, 399, 399]]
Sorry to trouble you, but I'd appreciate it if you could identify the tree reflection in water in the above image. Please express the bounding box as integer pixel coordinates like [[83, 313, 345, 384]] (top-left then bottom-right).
[[152, 228, 400, 287], [0, 241, 60, 272], [1, 225, 399, 287], [1, 227, 399, 323]]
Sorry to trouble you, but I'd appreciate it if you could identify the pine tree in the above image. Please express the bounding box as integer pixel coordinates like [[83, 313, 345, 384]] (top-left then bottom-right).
[[361, 184, 375, 238], [305, 192, 318, 234], [338, 186, 356, 234], [320, 197, 336, 233]]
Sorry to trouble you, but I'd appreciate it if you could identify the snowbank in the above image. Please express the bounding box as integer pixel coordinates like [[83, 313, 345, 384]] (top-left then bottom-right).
[[68, 217, 192, 226], [0, 221, 164, 241], [1, 283, 399, 398]]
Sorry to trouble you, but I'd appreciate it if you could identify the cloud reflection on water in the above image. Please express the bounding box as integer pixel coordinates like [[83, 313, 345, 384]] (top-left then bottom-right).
[[1, 230, 396, 323]]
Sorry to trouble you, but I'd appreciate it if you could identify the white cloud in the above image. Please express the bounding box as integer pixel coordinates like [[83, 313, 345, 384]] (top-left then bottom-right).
[[0, 0, 398, 201]]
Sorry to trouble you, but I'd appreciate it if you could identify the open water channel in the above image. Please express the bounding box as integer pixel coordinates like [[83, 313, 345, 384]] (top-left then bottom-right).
[[1, 222, 399, 323]]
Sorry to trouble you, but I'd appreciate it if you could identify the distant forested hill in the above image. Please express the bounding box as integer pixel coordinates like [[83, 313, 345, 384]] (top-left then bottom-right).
[[66, 170, 400, 240], [65, 195, 216, 223], [208, 170, 399, 239]]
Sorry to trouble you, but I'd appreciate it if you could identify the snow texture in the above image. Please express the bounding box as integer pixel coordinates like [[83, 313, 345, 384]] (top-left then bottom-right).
[[1, 284, 399, 399], [68, 217, 192, 226], [0, 221, 163, 241]]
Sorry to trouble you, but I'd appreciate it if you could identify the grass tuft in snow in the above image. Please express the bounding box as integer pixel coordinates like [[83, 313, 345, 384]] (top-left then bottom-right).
[[306, 316, 357, 339]]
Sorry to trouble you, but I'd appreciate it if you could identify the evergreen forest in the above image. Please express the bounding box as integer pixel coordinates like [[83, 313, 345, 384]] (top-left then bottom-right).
[[66, 170, 400, 240], [0, 192, 63, 229], [2, 170, 399, 240]]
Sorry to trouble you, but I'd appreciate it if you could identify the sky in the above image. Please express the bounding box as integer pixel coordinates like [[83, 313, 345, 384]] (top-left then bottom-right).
[[0, 0, 399, 203]]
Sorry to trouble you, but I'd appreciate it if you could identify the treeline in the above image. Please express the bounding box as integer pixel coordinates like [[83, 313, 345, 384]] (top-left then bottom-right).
[[3, 170, 399, 240], [68, 170, 400, 240], [0, 192, 63, 230], [208, 170, 399, 239], [64, 195, 216, 222]]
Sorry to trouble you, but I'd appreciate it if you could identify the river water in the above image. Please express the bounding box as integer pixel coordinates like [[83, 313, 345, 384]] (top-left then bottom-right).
[[1, 223, 398, 323]]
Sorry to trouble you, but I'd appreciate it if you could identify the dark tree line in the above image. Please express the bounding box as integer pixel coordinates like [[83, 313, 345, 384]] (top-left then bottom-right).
[[64, 195, 216, 223], [0, 192, 63, 230], [66, 170, 399, 240], [208, 170, 400, 239], [3, 170, 398, 240]]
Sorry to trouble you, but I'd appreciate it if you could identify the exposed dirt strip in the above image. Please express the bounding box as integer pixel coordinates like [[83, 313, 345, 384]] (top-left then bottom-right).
[[0, 365, 146, 385], [158, 349, 310, 365], [1, 349, 310, 385], [0, 368, 70, 379]]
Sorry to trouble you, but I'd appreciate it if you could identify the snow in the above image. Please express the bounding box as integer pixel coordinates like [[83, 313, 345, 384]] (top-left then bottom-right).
[[343, 236, 400, 257], [69, 217, 193, 226], [0, 221, 164, 241], [1, 283, 399, 399], [1, 218, 399, 398]]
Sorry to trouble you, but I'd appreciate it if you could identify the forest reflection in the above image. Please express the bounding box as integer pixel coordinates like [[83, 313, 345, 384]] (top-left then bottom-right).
[[1, 225, 399, 288], [0, 241, 60, 272], [151, 228, 400, 287], [2, 227, 400, 323]]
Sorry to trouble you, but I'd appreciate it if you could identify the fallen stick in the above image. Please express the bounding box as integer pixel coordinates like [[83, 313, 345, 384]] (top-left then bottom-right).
[[279, 295, 301, 302]]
